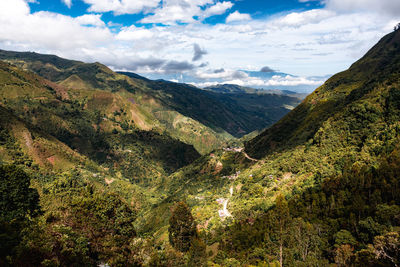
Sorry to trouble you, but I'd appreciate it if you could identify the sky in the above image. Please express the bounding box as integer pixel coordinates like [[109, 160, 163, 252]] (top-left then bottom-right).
[[0, 0, 399, 90]]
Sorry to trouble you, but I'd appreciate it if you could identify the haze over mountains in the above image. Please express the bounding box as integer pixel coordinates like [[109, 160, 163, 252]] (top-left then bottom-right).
[[138, 69, 329, 94], [0, 26, 400, 267]]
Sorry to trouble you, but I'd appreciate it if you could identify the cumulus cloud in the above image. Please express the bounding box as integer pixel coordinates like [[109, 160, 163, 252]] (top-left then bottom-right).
[[139, 0, 233, 25], [214, 68, 225, 73], [0, 1, 112, 53], [191, 74, 324, 89], [0, 0, 399, 83], [62, 0, 72, 8], [325, 0, 400, 17], [82, 0, 160, 15], [226, 11, 251, 23], [202, 1, 233, 18], [260, 66, 275, 73], [115, 58, 166, 71], [0, 0, 29, 17], [195, 69, 235, 79], [107, 57, 196, 74], [192, 43, 208, 61], [274, 9, 335, 28], [232, 71, 247, 79], [116, 25, 153, 41], [164, 60, 195, 73], [75, 14, 105, 27]]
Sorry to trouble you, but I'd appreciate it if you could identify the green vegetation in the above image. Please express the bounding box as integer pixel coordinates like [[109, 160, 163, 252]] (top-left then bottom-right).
[[1, 30, 400, 266], [0, 165, 40, 265], [0, 50, 301, 155], [169, 201, 197, 252]]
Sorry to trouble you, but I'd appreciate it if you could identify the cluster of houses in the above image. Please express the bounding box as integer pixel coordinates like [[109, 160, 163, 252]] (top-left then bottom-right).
[[222, 171, 241, 180], [223, 147, 243, 152]]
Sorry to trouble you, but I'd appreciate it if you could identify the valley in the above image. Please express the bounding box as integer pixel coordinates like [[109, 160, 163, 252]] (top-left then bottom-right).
[[1, 29, 400, 267]]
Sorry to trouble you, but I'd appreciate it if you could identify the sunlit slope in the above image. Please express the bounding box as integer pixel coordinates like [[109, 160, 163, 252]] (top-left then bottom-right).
[[149, 29, 400, 241], [0, 49, 302, 154], [0, 60, 200, 181], [245, 29, 400, 159]]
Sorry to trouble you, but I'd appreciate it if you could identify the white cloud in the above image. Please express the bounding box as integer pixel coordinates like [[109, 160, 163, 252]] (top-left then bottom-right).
[[81, 0, 233, 24], [0, 0, 30, 17], [202, 1, 233, 18], [75, 14, 105, 27], [274, 9, 335, 28], [140, 2, 199, 24], [82, 0, 160, 15], [325, 0, 400, 17], [62, 0, 72, 8], [226, 11, 251, 23], [192, 75, 324, 88], [140, 0, 232, 25], [0, 1, 112, 54], [0, 0, 399, 85], [192, 68, 324, 88], [116, 25, 154, 40]]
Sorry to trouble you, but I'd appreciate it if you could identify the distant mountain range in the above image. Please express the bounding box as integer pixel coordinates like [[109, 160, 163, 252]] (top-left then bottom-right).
[[138, 69, 329, 93], [0, 49, 303, 161]]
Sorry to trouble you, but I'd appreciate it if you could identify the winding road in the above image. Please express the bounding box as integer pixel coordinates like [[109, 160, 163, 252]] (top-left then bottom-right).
[[242, 151, 258, 162], [218, 186, 233, 219]]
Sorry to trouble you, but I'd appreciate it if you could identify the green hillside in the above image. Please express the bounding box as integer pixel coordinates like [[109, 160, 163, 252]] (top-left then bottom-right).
[[143, 29, 400, 266], [119, 73, 302, 137], [0, 50, 234, 154], [1, 29, 400, 266], [0, 50, 302, 154], [245, 29, 400, 159], [0, 60, 200, 181]]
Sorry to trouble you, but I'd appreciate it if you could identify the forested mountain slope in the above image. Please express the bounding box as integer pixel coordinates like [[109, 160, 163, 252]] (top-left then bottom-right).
[[0, 49, 301, 154], [0, 60, 201, 183], [148, 29, 400, 266], [0, 50, 232, 154], [245, 29, 400, 159], [120, 73, 301, 136]]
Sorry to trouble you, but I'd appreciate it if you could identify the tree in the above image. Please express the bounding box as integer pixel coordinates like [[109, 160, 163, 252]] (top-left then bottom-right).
[[168, 201, 197, 252], [373, 232, 400, 267], [334, 244, 354, 267], [273, 194, 290, 267], [0, 164, 40, 221], [334, 230, 357, 247], [187, 237, 207, 266], [290, 217, 323, 263], [0, 164, 40, 264]]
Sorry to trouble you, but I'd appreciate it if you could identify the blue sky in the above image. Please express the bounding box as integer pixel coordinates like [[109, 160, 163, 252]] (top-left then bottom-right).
[[28, 0, 323, 27], [0, 0, 399, 90]]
